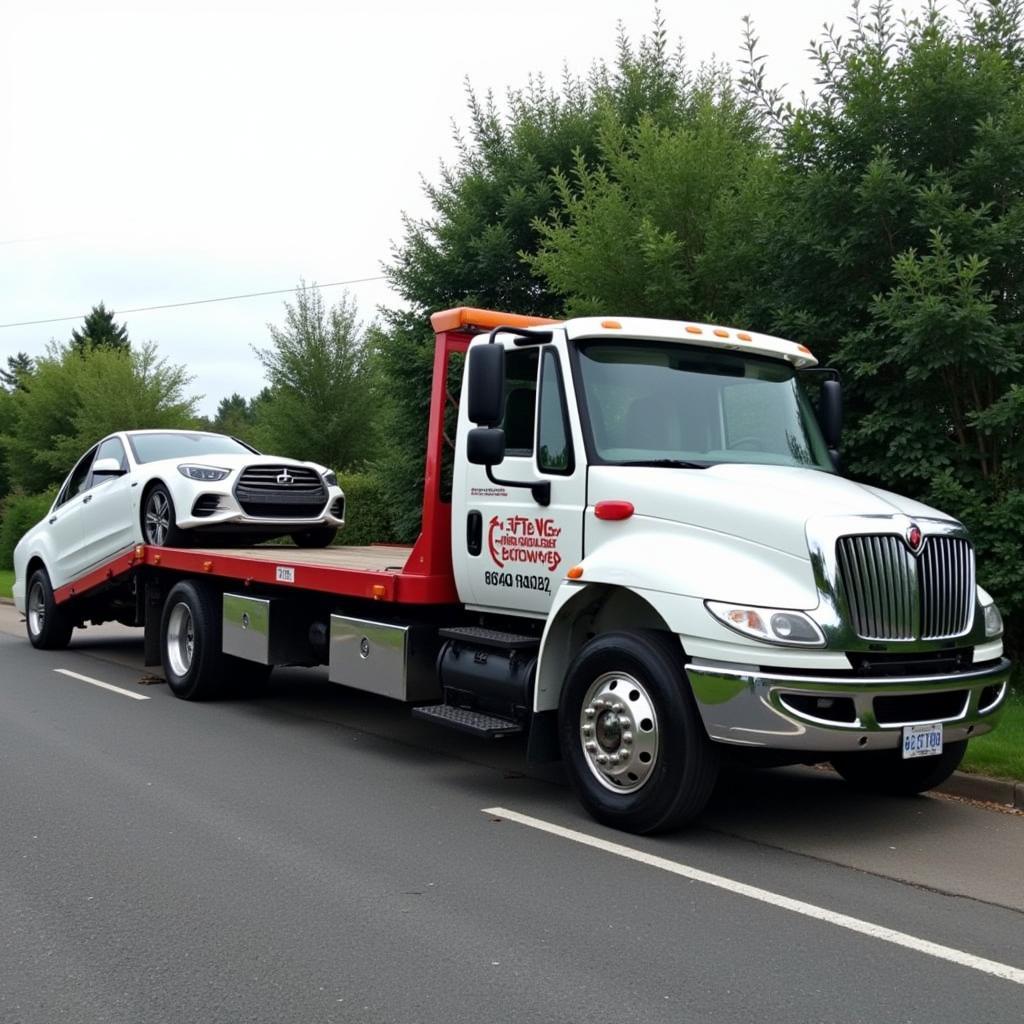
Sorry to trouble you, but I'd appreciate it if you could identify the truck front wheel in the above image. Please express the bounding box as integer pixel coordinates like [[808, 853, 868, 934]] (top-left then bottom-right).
[[559, 630, 719, 834], [831, 741, 967, 796]]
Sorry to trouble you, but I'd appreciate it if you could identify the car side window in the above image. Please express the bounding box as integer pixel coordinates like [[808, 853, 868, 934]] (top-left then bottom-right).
[[90, 437, 129, 486], [57, 447, 97, 507]]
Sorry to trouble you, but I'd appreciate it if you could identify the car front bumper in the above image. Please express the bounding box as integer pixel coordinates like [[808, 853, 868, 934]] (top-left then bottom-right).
[[686, 657, 1012, 752]]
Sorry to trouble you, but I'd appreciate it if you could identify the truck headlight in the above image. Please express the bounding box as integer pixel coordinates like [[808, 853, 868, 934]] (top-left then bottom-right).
[[706, 601, 825, 646], [977, 586, 1004, 638], [178, 464, 230, 482]]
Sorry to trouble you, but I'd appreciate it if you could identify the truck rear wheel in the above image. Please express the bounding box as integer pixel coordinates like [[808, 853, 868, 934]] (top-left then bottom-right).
[[831, 741, 967, 795], [26, 568, 74, 650], [559, 630, 719, 834]]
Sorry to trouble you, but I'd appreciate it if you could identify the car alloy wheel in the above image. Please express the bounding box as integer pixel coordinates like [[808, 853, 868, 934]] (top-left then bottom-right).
[[145, 489, 172, 545]]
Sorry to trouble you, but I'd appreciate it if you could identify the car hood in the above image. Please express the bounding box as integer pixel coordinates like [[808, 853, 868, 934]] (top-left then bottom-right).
[[587, 464, 956, 560], [142, 453, 329, 476]]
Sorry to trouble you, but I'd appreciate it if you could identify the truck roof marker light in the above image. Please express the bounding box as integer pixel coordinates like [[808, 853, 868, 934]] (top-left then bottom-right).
[[594, 500, 635, 521], [568, 566, 584, 580], [713, 329, 729, 338], [737, 332, 753, 342], [601, 319, 622, 329], [798, 344, 813, 355], [685, 325, 702, 334]]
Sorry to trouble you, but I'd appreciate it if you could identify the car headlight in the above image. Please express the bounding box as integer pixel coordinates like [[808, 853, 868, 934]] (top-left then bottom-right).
[[178, 464, 231, 482], [706, 601, 825, 646], [322, 470, 338, 487], [977, 586, 1004, 638]]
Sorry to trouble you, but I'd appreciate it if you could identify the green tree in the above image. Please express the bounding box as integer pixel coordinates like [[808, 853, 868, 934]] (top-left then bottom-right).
[[3, 341, 199, 492], [743, 0, 1024, 642], [254, 285, 373, 471], [70, 302, 130, 353], [0, 352, 34, 391]]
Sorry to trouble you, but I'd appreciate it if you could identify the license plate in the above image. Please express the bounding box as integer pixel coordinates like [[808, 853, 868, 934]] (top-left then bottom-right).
[[902, 722, 943, 759]]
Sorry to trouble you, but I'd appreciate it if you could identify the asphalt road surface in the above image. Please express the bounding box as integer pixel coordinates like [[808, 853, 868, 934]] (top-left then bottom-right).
[[1, 603, 1022, 1024]]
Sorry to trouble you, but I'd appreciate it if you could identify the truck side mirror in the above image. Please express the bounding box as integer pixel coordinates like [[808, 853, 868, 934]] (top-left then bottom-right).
[[820, 379, 842, 450], [468, 343, 506, 427], [466, 427, 506, 466]]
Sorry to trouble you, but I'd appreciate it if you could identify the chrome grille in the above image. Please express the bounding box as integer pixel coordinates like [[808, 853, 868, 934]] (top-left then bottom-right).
[[919, 537, 974, 639], [836, 535, 915, 640], [235, 464, 327, 519], [836, 534, 974, 642], [237, 465, 324, 492]]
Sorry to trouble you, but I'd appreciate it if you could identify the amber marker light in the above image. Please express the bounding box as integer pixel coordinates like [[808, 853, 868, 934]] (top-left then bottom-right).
[[601, 319, 622, 329], [737, 332, 753, 342], [713, 329, 729, 338], [371, 583, 387, 599], [594, 500, 635, 521], [685, 325, 702, 334], [567, 566, 585, 579]]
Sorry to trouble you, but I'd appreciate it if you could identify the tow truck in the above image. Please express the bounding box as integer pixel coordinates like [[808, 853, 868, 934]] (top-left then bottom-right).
[[14, 307, 1011, 833]]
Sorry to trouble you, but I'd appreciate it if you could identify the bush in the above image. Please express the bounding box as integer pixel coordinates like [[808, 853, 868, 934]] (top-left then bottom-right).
[[335, 470, 397, 547], [0, 492, 55, 568]]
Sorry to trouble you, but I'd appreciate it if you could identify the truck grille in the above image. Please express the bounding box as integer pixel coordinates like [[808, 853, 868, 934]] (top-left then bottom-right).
[[234, 465, 327, 519], [836, 535, 974, 642]]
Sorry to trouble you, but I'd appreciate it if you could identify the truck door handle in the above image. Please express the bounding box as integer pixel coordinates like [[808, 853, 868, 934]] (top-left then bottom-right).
[[467, 511, 482, 556]]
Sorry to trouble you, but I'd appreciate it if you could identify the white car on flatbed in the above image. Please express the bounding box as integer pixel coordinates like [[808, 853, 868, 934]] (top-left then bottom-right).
[[13, 429, 344, 617]]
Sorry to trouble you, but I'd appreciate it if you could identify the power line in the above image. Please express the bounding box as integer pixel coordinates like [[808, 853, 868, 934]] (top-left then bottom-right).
[[0, 276, 388, 329]]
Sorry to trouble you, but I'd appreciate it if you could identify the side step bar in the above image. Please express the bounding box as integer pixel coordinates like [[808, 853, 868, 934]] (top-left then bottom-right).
[[412, 703, 523, 738]]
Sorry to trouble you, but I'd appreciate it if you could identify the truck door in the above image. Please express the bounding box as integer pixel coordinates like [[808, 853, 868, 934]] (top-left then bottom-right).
[[456, 337, 586, 616]]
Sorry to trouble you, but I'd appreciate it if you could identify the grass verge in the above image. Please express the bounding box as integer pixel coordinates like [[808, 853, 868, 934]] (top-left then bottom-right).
[[961, 691, 1024, 782], [0, 569, 12, 600]]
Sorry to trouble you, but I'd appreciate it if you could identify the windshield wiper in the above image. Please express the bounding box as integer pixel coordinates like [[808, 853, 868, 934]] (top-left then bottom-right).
[[618, 459, 710, 469]]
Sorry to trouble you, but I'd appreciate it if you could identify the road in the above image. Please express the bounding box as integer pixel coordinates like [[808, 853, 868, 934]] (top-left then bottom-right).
[[1, 602, 1022, 1023]]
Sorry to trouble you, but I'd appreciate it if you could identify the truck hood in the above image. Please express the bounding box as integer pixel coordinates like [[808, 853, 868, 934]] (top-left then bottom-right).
[[587, 464, 955, 560]]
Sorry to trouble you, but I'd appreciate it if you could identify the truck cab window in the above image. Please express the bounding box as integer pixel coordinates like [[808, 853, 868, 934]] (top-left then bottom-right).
[[537, 348, 574, 474], [501, 347, 539, 455]]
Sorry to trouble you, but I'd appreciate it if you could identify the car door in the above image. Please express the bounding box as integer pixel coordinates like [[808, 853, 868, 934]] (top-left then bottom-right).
[[459, 339, 587, 616], [78, 435, 136, 569], [46, 446, 96, 586]]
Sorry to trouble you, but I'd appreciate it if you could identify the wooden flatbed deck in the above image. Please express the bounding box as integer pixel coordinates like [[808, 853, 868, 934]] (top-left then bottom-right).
[[55, 542, 458, 607]]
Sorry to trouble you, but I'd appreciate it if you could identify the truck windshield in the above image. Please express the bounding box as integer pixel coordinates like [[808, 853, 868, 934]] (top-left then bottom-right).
[[576, 341, 834, 471]]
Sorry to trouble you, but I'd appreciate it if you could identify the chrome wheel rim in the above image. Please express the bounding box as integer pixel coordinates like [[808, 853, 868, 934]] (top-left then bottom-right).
[[166, 602, 195, 677], [579, 671, 659, 793], [145, 490, 170, 545], [28, 581, 45, 637]]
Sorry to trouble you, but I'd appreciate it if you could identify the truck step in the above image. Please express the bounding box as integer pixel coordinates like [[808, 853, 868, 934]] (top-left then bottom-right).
[[438, 626, 539, 650], [412, 703, 524, 738]]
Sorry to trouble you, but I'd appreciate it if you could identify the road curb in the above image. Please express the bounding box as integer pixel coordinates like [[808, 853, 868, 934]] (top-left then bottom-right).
[[937, 770, 1024, 810], [0, 596, 13, 606]]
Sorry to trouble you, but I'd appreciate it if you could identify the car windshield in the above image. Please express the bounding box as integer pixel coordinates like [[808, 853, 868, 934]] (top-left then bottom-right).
[[576, 340, 834, 471], [127, 432, 257, 464]]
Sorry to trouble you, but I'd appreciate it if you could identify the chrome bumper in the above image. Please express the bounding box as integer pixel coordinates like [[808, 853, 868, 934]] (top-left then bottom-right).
[[686, 657, 1012, 752]]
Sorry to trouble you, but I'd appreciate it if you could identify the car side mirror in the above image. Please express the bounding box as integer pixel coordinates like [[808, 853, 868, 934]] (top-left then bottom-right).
[[92, 457, 125, 476], [467, 343, 506, 426]]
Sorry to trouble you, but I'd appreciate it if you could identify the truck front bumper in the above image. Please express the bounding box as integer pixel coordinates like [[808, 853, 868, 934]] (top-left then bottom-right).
[[686, 657, 1012, 752]]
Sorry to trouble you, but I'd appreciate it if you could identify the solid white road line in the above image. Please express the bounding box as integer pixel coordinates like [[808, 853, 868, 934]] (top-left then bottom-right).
[[483, 806, 1024, 987], [54, 668, 150, 701]]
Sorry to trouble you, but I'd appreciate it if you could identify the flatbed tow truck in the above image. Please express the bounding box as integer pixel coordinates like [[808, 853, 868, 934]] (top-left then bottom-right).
[[16, 307, 1012, 834]]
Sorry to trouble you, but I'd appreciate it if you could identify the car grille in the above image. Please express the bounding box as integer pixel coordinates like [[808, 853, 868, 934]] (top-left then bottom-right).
[[234, 465, 327, 519], [836, 535, 974, 641]]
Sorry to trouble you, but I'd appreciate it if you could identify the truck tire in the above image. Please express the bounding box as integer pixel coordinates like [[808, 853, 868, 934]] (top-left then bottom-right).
[[831, 741, 967, 795], [558, 630, 719, 834], [291, 526, 337, 548], [25, 568, 74, 650], [142, 483, 186, 548], [160, 580, 230, 700]]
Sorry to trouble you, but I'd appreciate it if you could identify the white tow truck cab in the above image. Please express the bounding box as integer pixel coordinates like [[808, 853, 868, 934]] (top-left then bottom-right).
[[21, 307, 1011, 834]]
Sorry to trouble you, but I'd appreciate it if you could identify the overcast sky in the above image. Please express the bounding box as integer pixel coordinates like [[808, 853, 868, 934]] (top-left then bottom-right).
[[1, 0, 860, 414]]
